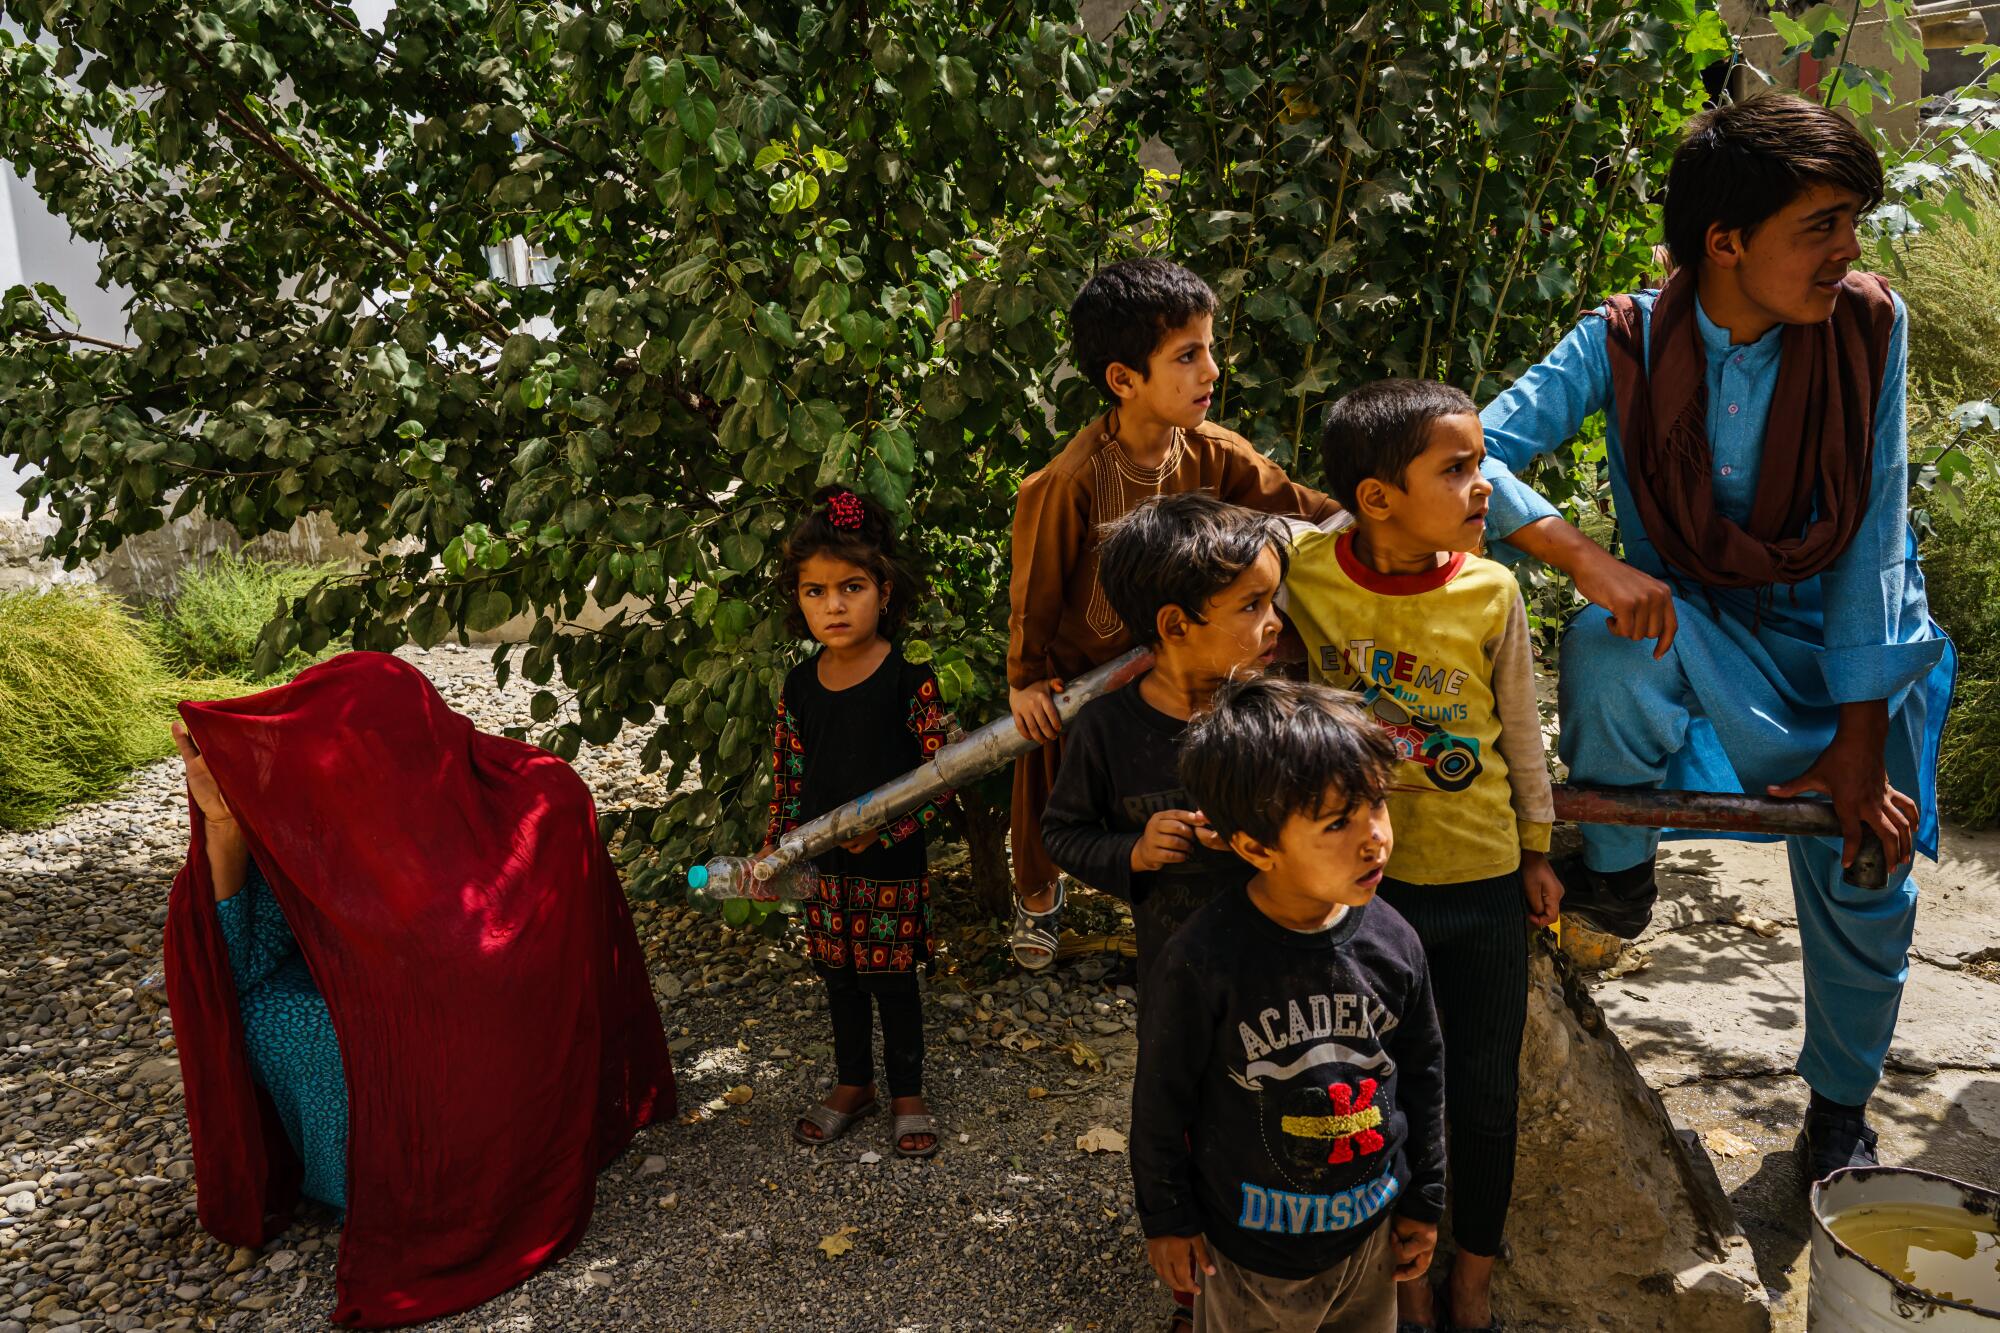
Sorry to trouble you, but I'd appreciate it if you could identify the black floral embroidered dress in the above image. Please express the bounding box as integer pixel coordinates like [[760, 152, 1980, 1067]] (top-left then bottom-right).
[[767, 648, 952, 989]]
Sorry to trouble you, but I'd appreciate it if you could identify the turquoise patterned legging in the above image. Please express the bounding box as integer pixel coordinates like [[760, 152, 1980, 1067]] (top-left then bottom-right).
[[214, 862, 350, 1210]]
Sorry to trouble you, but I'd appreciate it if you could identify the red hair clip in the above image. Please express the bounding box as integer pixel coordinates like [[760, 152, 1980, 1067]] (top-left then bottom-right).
[[826, 490, 866, 531]]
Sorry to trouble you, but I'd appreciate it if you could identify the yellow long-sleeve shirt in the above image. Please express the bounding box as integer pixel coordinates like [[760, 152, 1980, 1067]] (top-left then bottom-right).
[[1283, 529, 1554, 885]]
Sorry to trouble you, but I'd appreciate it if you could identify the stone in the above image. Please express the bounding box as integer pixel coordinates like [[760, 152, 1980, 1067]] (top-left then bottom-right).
[[3, 1194, 33, 1217], [637, 1156, 667, 1178], [1497, 945, 1769, 1332], [131, 1059, 179, 1086]]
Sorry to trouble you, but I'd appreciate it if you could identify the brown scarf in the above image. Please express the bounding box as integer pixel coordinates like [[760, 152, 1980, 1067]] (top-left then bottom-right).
[[1600, 268, 1898, 589]]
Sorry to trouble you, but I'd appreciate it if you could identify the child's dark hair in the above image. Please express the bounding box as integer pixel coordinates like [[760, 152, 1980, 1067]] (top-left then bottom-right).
[[776, 486, 923, 640], [1069, 258, 1217, 405], [1180, 677, 1397, 848], [1318, 378, 1479, 513], [1097, 492, 1289, 649], [1663, 94, 1883, 271]]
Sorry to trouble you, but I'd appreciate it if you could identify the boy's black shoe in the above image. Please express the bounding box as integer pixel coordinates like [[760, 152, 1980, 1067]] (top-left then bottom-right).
[[1553, 855, 1658, 940], [1797, 1095, 1879, 1185]]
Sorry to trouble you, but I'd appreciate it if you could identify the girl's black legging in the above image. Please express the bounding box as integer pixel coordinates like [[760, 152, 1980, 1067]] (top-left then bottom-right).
[[1378, 871, 1528, 1258], [824, 968, 924, 1098]]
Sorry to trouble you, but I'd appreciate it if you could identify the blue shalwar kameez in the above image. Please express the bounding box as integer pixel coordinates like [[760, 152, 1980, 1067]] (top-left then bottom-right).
[[1479, 291, 1955, 1105]]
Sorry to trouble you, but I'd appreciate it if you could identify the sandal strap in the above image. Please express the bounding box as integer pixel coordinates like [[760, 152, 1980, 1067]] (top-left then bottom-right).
[[893, 1113, 938, 1137], [798, 1100, 871, 1136], [1015, 879, 1067, 922]]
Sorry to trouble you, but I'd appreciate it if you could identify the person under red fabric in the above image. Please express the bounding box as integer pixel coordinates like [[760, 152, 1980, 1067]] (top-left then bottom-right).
[[164, 650, 673, 1328]]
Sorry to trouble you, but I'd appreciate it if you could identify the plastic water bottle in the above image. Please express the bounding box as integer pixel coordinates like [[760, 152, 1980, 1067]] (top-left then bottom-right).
[[686, 856, 818, 903]]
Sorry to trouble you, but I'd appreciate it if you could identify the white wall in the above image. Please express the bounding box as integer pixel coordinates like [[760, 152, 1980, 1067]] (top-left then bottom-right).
[[3, 162, 132, 519]]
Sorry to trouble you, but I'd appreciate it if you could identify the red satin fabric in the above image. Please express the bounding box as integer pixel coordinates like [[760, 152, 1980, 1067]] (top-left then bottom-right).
[[164, 651, 673, 1327]]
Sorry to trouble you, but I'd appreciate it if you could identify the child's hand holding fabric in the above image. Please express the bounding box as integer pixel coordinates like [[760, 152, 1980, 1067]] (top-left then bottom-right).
[[1391, 1216, 1437, 1281], [1146, 1233, 1215, 1294]]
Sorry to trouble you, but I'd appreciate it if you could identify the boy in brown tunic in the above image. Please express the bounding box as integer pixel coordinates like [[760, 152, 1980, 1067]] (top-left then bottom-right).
[[1006, 259, 1340, 969]]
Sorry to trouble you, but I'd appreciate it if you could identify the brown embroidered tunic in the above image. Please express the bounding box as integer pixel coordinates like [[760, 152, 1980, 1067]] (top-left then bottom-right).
[[1005, 415, 1340, 895]]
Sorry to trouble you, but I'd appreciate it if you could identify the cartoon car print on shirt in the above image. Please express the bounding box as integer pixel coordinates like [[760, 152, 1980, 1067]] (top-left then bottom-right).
[[1359, 684, 1483, 793]]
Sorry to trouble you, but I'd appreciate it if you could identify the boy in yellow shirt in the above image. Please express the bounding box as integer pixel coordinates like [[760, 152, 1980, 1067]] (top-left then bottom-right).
[[1281, 379, 1558, 1332]]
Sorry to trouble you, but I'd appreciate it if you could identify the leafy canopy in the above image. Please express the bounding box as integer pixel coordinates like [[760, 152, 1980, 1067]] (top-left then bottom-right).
[[0, 0, 1126, 893]]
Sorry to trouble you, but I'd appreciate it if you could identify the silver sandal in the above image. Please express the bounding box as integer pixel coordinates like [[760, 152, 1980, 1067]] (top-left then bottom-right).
[[1010, 878, 1066, 972], [792, 1098, 877, 1147], [892, 1112, 941, 1158]]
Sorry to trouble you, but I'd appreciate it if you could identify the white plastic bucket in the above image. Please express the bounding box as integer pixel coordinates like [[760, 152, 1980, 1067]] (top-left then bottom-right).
[[1809, 1166, 2000, 1330]]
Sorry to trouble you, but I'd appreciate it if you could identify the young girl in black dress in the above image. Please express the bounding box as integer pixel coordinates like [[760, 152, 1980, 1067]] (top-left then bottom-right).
[[763, 486, 953, 1157]]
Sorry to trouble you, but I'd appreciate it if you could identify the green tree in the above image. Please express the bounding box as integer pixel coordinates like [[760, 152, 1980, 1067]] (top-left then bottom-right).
[[0, 0, 1128, 908], [1111, 0, 1722, 479]]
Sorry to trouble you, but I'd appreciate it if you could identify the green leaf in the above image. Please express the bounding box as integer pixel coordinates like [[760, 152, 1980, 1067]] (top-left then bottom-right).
[[871, 425, 916, 474], [710, 126, 745, 169], [941, 55, 976, 99], [902, 637, 933, 664], [674, 94, 718, 144], [754, 303, 796, 346], [640, 55, 671, 107], [720, 532, 765, 572], [408, 603, 451, 649], [691, 585, 720, 625], [810, 145, 849, 173], [466, 588, 515, 632], [753, 142, 787, 172]]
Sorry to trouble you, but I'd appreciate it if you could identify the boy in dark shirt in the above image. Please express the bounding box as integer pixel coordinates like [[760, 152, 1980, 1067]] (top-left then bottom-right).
[[1041, 491, 1289, 982], [1134, 677, 1445, 1333]]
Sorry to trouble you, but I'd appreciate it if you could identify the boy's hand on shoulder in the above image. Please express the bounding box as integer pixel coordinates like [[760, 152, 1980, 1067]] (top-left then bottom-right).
[[1146, 1233, 1215, 1294], [1132, 809, 1202, 871], [1009, 678, 1066, 744], [1390, 1216, 1437, 1281], [1520, 850, 1563, 928]]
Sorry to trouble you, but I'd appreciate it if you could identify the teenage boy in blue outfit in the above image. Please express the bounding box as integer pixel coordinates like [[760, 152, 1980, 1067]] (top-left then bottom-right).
[[1475, 93, 1954, 1181]]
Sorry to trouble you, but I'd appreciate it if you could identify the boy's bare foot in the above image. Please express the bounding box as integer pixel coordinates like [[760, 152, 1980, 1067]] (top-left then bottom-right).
[[796, 1082, 875, 1141], [890, 1094, 935, 1153]]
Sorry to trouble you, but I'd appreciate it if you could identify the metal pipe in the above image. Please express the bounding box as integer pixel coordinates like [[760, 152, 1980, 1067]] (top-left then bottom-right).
[[720, 661, 1892, 892], [747, 647, 1157, 882]]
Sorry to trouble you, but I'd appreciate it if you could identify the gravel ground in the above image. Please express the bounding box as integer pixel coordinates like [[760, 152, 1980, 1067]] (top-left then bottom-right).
[[0, 644, 1166, 1333]]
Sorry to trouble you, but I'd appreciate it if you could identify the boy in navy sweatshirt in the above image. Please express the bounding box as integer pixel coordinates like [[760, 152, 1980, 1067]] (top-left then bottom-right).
[[1041, 491, 1289, 984], [1133, 677, 1446, 1333]]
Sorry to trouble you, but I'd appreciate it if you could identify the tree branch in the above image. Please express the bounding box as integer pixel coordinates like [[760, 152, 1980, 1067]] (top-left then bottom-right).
[[16, 327, 134, 352], [180, 39, 512, 343]]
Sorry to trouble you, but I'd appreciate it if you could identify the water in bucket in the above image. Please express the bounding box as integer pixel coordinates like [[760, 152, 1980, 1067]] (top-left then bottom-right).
[[1827, 1202, 2000, 1309], [1811, 1167, 2000, 1330]]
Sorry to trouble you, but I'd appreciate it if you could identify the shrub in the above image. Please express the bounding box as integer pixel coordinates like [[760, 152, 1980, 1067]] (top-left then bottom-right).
[[151, 551, 341, 680], [1906, 385, 2000, 828], [1889, 179, 2000, 397], [0, 586, 180, 829]]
